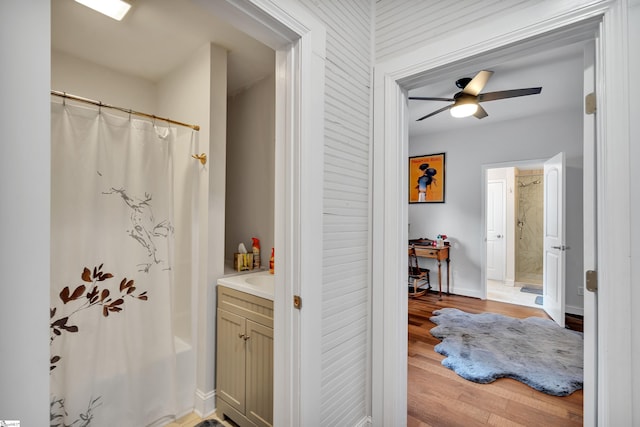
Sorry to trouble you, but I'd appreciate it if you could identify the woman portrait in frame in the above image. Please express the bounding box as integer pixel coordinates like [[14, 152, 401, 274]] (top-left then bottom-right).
[[409, 153, 445, 203]]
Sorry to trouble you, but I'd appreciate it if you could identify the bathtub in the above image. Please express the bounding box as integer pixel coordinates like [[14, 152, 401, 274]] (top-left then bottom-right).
[[81, 335, 196, 427], [174, 336, 195, 417], [217, 270, 275, 300]]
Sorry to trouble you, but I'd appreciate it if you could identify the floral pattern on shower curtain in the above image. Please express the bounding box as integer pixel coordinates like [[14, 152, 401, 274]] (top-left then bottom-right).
[[50, 102, 194, 426]]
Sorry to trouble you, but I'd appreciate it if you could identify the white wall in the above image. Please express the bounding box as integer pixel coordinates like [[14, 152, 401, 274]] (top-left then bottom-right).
[[375, 0, 531, 63], [225, 74, 275, 270], [0, 2, 50, 425], [296, 1, 373, 424], [409, 108, 585, 313], [629, 0, 640, 423]]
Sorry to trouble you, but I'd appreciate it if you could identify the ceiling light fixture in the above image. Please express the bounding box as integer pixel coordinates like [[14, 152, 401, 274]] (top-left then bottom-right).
[[74, 0, 132, 21], [449, 96, 478, 118]]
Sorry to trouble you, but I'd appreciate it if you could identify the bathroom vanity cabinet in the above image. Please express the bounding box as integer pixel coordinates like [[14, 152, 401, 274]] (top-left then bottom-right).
[[216, 285, 273, 427]]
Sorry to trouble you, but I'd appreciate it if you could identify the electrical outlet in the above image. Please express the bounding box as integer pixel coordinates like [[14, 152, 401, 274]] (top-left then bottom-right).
[[577, 286, 584, 296]]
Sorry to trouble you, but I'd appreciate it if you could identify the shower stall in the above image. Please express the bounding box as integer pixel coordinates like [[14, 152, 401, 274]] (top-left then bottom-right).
[[50, 96, 204, 426], [515, 170, 544, 287]]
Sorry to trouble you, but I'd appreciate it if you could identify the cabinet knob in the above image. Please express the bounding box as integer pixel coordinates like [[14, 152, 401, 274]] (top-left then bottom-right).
[[238, 333, 250, 341]]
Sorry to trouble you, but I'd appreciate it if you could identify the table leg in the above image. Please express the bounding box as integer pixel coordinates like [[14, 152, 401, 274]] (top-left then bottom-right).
[[437, 259, 442, 300], [446, 257, 450, 295]]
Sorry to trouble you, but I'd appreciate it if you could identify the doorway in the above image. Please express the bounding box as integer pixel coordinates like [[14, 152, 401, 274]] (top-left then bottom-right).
[[371, 10, 613, 424], [484, 151, 575, 324], [52, 1, 325, 424], [203, 4, 327, 426], [485, 164, 546, 309]]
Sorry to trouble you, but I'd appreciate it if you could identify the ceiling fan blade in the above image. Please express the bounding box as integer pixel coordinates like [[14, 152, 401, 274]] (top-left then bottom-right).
[[462, 70, 494, 96], [474, 105, 488, 119], [409, 96, 455, 102], [416, 104, 453, 121], [477, 87, 542, 102]]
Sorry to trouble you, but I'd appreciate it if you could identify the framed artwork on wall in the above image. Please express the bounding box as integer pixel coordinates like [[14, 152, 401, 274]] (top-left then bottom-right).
[[409, 152, 445, 203]]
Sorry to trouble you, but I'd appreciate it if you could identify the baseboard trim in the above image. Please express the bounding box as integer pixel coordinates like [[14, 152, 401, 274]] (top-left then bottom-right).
[[355, 415, 372, 426], [194, 388, 216, 419], [565, 305, 584, 317], [446, 287, 483, 299]]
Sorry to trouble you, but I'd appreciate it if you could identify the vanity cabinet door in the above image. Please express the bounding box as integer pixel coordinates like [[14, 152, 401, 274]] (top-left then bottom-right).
[[216, 308, 246, 414], [245, 320, 273, 427], [216, 285, 274, 427]]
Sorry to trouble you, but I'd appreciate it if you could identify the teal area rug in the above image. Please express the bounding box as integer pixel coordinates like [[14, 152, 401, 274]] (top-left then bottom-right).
[[520, 286, 543, 295], [430, 308, 583, 396]]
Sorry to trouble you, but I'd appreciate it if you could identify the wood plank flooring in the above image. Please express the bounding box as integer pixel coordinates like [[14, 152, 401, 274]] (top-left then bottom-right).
[[408, 292, 583, 427]]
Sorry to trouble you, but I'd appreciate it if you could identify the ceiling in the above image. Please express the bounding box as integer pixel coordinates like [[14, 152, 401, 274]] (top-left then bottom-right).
[[51, 0, 275, 94], [408, 42, 585, 137]]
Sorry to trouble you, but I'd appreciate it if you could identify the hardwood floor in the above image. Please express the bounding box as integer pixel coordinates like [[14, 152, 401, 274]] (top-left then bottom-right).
[[408, 292, 583, 427]]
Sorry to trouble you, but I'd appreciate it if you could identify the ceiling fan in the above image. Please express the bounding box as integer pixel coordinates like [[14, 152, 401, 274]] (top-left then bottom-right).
[[409, 70, 542, 121]]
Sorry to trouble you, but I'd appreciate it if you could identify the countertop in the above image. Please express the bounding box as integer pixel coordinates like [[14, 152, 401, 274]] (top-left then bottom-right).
[[217, 270, 275, 301]]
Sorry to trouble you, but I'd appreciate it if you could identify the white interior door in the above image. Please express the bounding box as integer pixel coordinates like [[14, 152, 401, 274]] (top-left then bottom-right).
[[543, 152, 566, 326], [582, 40, 597, 427], [486, 180, 506, 281]]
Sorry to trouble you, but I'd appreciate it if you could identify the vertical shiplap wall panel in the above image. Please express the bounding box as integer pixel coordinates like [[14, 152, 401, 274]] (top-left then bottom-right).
[[375, 0, 531, 62], [297, 0, 373, 425]]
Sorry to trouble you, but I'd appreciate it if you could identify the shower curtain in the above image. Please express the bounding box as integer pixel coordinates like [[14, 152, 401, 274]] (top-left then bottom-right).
[[50, 102, 198, 427]]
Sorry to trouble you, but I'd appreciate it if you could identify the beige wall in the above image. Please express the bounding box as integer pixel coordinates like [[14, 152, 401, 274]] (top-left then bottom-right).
[[52, 49, 157, 113], [225, 74, 275, 271]]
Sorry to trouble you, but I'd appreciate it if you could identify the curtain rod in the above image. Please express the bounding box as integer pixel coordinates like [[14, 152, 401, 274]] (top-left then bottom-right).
[[51, 90, 200, 131]]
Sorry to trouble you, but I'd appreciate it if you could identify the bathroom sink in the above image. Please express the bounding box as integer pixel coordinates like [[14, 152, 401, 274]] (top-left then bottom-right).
[[246, 274, 274, 287], [218, 271, 275, 300]]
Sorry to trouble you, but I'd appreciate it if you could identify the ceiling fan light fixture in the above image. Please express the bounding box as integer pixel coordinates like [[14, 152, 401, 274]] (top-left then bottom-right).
[[74, 0, 132, 21], [412, 71, 541, 121], [450, 100, 478, 118]]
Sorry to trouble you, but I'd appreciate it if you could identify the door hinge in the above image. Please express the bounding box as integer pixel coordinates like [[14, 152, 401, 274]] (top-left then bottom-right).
[[293, 295, 302, 310], [585, 92, 596, 115], [586, 270, 598, 292]]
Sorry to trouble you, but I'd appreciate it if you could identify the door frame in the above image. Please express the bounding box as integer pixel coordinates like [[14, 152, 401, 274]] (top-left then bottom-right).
[[197, 1, 326, 425], [481, 160, 546, 300], [582, 39, 597, 426], [372, 1, 631, 425]]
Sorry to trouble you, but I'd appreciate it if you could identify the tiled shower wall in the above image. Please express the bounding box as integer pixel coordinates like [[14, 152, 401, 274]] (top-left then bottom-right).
[[515, 170, 543, 285]]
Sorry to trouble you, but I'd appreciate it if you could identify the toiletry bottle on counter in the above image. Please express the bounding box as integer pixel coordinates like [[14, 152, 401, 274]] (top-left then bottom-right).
[[269, 248, 274, 274], [252, 237, 261, 269]]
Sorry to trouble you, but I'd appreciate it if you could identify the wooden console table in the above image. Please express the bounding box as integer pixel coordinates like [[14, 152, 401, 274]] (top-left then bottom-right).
[[409, 243, 450, 300]]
